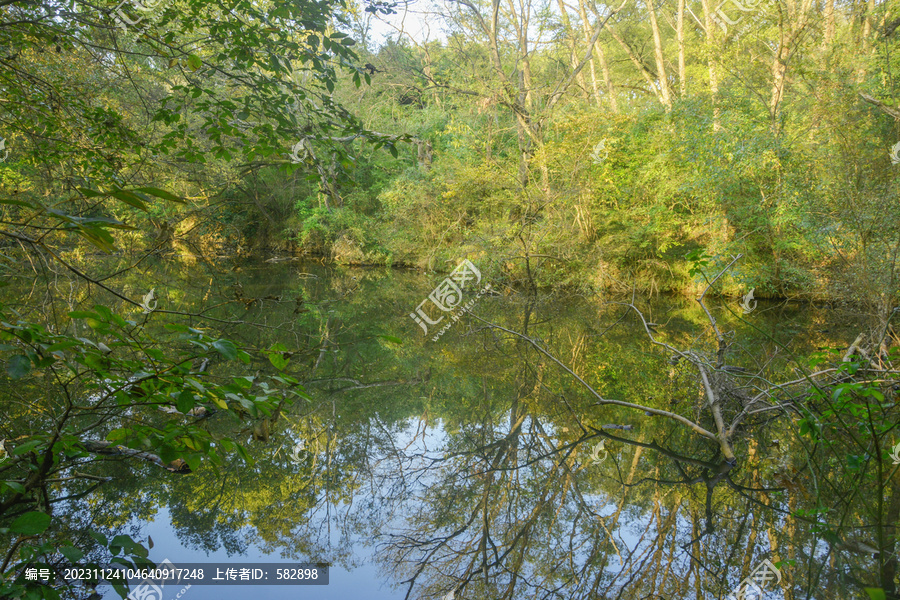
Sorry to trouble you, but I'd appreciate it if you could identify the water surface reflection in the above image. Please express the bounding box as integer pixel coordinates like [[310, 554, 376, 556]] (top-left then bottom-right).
[[1, 256, 884, 599]]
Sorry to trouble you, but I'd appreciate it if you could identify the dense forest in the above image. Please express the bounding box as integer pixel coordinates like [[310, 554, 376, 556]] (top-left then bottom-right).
[[2, 0, 900, 598], [3, 0, 900, 303]]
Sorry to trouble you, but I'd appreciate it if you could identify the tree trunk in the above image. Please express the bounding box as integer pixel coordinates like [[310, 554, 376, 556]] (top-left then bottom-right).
[[580, 1, 622, 112], [770, 0, 814, 133], [605, 23, 666, 104], [699, 0, 721, 130], [646, 0, 672, 109], [572, 0, 604, 107], [556, 0, 592, 101], [824, 0, 835, 47], [597, 42, 619, 113], [678, 0, 686, 97]]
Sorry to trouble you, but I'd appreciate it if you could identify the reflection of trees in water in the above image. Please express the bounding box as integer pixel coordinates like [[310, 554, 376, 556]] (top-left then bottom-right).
[[150, 284, 900, 599], [368, 400, 884, 600], [361, 293, 890, 600], [370, 402, 700, 597], [3, 261, 893, 599]]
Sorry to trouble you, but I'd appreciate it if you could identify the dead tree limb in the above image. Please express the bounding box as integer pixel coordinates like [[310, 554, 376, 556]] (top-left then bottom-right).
[[843, 333, 868, 362], [860, 93, 900, 119], [80, 440, 191, 473], [697, 253, 742, 368], [470, 318, 721, 443], [692, 354, 736, 462]]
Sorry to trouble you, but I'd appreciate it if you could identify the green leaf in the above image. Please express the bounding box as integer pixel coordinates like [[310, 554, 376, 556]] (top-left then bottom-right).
[[108, 189, 148, 211], [235, 443, 255, 467], [158, 444, 178, 465], [43, 586, 61, 600], [88, 531, 107, 546], [75, 227, 117, 254], [186, 378, 206, 394], [60, 546, 84, 563], [235, 376, 254, 388], [847, 454, 866, 470], [267, 345, 289, 370], [109, 534, 129, 555], [68, 311, 100, 320], [863, 389, 885, 402], [378, 335, 403, 344], [77, 187, 103, 198], [212, 339, 238, 360], [112, 580, 129, 598], [93, 305, 113, 320], [7, 354, 31, 379], [0, 198, 34, 207], [2, 481, 26, 494], [798, 419, 811, 438], [133, 187, 186, 204], [239, 397, 258, 418], [106, 429, 129, 443], [10, 511, 51, 535], [45, 340, 79, 352], [13, 440, 45, 456], [268, 353, 288, 371], [187, 54, 202, 71], [185, 453, 201, 472], [865, 589, 887, 600], [176, 390, 195, 414]]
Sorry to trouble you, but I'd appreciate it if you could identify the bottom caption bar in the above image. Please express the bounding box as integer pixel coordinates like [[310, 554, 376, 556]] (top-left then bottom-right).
[[29, 561, 330, 585]]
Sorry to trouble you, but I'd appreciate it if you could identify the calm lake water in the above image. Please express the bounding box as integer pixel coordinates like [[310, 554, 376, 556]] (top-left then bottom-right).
[[2, 254, 887, 599]]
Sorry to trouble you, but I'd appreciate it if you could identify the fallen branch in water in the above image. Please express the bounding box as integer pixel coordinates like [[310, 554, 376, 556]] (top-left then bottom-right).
[[80, 440, 191, 473], [605, 301, 738, 462], [693, 355, 735, 462], [469, 318, 722, 444]]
